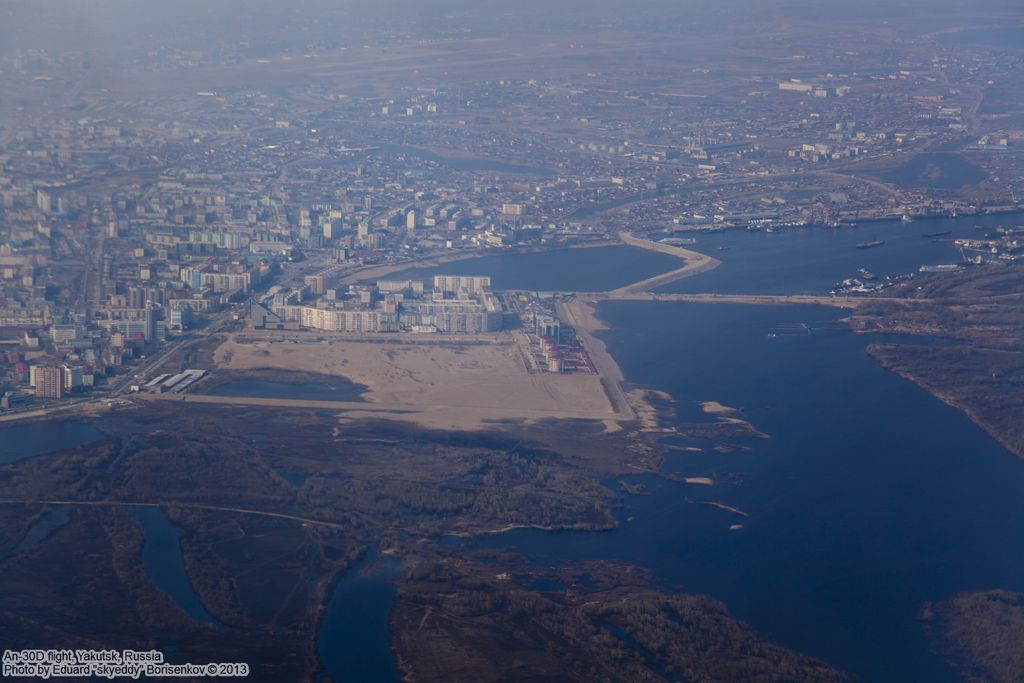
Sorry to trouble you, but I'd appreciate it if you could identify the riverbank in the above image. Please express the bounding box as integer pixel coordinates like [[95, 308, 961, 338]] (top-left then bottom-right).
[[853, 265, 1024, 462], [868, 344, 1024, 461], [556, 298, 636, 428]]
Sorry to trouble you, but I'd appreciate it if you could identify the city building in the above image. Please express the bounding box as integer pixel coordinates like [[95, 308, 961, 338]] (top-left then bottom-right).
[[433, 275, 492, 296], [34, 366, 64, 399]]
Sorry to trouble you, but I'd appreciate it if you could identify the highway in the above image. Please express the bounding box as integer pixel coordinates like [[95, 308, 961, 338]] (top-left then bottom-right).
[[594, 292, 874, 308], [0, 497, 358, 530]]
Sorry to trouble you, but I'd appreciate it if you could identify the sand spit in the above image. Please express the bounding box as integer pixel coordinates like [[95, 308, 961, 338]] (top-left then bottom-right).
[[703, 501, 750, 517], [701, 401, 740, 415], [611, 232, 722, 294]]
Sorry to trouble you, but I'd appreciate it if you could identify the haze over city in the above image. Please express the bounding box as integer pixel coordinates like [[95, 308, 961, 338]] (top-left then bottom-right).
[[0, 1, 1022, 681]]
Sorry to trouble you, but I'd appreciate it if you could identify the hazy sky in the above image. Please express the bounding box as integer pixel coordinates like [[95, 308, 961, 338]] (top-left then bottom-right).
[[0, 0, 1020, 57]]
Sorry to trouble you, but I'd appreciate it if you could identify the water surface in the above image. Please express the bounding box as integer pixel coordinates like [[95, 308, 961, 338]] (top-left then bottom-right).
[[206, 378, 366, 402], [660, 211, 1020, 295], [463, 302, 1024, 682], [318, 550, 403, 683], [132, 507, 220, 626], [388, 245, 681, 292], [0, 421, 105, 464], [1, 507, 71, 559]]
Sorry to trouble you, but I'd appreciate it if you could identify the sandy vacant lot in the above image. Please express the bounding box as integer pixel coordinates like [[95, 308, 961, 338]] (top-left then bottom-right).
[[212, 333, 619, 431]]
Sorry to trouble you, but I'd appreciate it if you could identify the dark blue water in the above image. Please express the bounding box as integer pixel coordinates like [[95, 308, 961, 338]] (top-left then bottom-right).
[[379, 144, 555, 176], [131, 507, 220, 626], [321, 212, 1024, 681], [274, 466, 309, 486], [0, 421, 105, 464], [463, 302, 1024, 682], [660, 212, 1021, 295], [318, 550, 403, 683], [386, 212, 1021, 296], [206, 378, 366, 402], [1, 507, 71, 559], [387, 245, 681, 292]]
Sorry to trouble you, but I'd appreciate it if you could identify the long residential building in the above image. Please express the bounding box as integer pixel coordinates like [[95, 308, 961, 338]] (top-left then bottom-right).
[[270, 304, 399, 333], [300, 306, 400, 333], [433, 275, 492, 295], [402, 294, 502, 333]]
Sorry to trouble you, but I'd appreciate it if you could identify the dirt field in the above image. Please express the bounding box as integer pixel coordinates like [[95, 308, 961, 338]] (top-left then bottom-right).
[[212, 334, 621, 431]]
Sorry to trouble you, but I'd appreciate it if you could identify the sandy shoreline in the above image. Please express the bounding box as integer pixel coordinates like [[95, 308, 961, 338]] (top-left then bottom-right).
[[611, 232, 722, 294], [3, 234, 847, 435], [211, 234, 732, 433], [701, 401, 740, 415]]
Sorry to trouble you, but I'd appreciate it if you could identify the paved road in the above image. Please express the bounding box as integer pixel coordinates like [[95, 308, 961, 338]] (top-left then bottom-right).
[[596, 292, 873, 308], [0, 497, 352, 530]]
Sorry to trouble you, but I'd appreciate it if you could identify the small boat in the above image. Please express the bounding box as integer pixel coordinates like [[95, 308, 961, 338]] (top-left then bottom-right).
[[922, 231, 952, 238], [901, 215, 914, 223], [856, 240, 885, 249]]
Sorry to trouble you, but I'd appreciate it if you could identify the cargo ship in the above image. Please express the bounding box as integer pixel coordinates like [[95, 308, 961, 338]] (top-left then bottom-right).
[[855, 240, 885, 249]]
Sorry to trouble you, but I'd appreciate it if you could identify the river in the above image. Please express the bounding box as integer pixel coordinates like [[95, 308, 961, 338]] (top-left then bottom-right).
[[17, 211, 1010, 681], [379, 211, 1024, 681], [318, 550, 404, 683], [660, 211, 1018, 295], [387, 212, 1020, 296], [462, 301, 1024, 681]]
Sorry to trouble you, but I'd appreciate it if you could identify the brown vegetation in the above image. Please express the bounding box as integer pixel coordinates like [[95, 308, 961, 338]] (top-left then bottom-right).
[[851, 263, 1024, 459], [922, 590, 1024, 683], [393, 561, 846, 683]]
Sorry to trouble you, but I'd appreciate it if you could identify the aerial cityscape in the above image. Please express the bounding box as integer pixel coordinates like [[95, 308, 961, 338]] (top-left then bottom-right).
[[1, 0, 1022, 681]]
